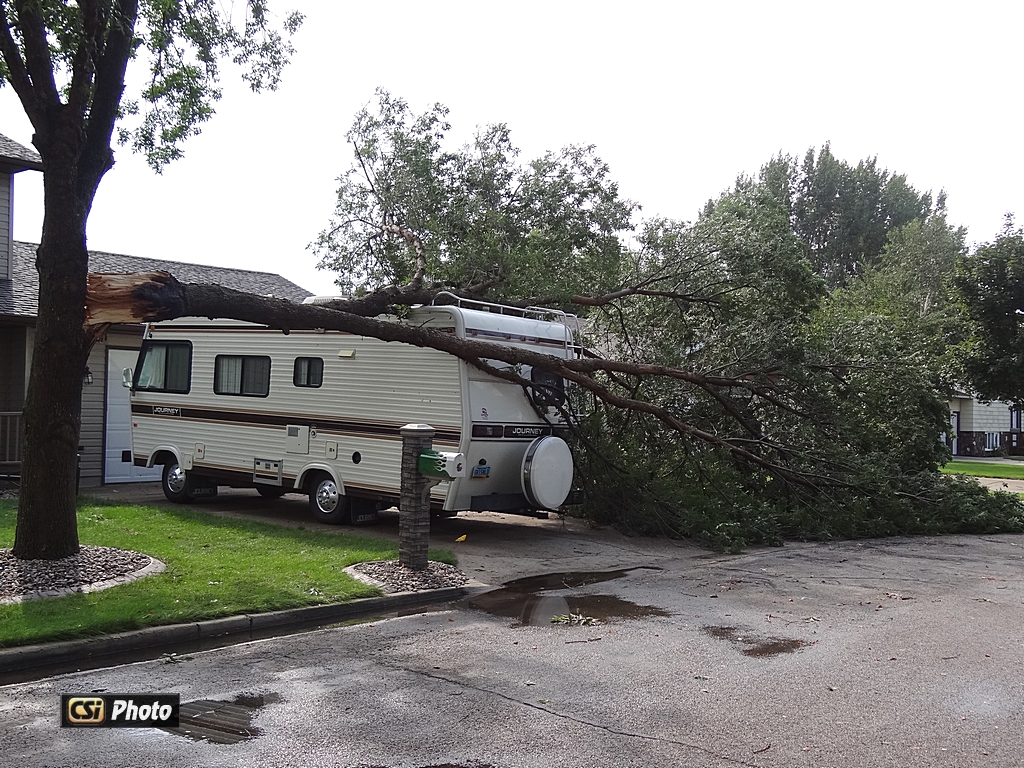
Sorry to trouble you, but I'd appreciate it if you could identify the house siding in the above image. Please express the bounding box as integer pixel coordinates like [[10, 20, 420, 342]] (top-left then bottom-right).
[[0, 173, 10, 281], [966, 400, 1012, 433], [80, 342, 107, 486], [950, 396, 1019, 456]]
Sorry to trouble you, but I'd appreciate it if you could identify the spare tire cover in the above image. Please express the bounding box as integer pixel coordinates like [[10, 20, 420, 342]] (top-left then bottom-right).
[[521, 435, 573, 510]]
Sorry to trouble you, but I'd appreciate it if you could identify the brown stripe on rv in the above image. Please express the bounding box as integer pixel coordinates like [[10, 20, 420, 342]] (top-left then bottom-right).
[[131, 404, 461, 443], [150, 326, 355, 335]]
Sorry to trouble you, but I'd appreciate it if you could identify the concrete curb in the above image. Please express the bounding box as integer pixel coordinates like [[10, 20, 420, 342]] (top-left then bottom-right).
[[0, 585, 482, 679]]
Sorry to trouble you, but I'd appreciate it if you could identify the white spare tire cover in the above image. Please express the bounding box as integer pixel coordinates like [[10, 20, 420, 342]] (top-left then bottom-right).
[[521, 435, 573, 510]]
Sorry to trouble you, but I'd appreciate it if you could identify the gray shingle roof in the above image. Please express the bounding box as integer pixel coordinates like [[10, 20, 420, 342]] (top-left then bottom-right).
[[0, 241, 312, 318], [0, 133, 43, 172]]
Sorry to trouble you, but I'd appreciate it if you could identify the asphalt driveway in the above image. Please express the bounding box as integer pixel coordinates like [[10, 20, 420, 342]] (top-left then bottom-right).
[[1, 486, 1022, 767]]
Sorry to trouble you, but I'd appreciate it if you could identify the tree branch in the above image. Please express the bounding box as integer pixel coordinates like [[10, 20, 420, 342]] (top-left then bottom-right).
[[0, 2, 42, 126], [78, 0, 138, 200], [12, 0, 60, 106]]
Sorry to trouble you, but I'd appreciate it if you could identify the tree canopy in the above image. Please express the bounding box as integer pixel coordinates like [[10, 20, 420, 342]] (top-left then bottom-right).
[[755, 145, 935, 288], [313, 89, 635, 305]]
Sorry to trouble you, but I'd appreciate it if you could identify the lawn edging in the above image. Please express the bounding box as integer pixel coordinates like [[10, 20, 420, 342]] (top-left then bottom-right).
[[0, 584, 485, 681]]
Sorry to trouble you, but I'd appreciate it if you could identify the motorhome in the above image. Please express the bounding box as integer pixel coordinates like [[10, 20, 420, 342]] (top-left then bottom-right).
[[124, 295, 580, 523]]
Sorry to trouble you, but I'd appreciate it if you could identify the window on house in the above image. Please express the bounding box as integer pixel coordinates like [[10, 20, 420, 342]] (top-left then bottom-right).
[[293, 357, 324, 388], [985, 432, 1001, 451], [215, 355, 271, 397], [134, 341, 192, 393]]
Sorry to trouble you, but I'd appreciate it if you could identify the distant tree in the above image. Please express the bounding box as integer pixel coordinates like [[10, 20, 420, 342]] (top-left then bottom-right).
[[957, 218, 1024, 405], [756, 145, 934, 287], [0, 0, 302, 559]]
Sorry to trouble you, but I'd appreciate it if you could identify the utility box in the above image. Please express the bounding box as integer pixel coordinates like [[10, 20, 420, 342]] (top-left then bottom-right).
[[418, 450, 466, 479], [285, 425, 309, 454]]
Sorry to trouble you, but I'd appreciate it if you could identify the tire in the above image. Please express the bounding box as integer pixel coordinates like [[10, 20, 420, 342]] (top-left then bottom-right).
[[256, 485, 287, 499], [161, 461, 193, 504], [307, 472, 350, 524]]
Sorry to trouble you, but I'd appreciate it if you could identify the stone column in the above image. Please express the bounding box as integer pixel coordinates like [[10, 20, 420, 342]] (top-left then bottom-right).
[[399, 423, 435, 571]]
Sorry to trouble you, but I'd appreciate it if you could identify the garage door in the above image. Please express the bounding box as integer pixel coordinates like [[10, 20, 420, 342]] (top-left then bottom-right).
[[105, 348, 162, 483]]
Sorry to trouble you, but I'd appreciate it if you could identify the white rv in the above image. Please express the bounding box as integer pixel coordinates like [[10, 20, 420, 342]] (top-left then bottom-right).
[[125, 296, 580, 523]]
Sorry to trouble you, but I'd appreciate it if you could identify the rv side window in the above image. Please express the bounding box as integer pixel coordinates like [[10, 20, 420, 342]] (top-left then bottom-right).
[[293, 357, 324, 388], [214, 355, 271, 397], [135, 341, 192, 393]]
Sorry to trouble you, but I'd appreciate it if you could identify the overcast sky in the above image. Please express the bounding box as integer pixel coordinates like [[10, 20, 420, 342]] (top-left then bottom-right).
[[2, 1, 1021, 296]]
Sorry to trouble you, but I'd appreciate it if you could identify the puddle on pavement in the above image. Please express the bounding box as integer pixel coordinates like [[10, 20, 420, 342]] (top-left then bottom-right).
[[464, 567, 669, 626], [703, 625, 804, 658], [161, 692, 282, 744], [501, 566, 660, 592]]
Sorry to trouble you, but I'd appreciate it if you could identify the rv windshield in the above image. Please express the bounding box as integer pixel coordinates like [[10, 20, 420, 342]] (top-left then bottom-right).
[[135, 341, 191, 393]]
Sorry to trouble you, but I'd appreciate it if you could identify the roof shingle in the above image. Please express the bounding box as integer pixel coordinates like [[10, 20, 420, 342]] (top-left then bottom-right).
[[0, 133, 43, 172], [0, 241, 312, 318]]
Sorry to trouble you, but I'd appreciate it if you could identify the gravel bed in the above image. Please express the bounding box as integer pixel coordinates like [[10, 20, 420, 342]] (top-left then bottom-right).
[[349, 560, 469, 593], [0, 545, 153, 601]]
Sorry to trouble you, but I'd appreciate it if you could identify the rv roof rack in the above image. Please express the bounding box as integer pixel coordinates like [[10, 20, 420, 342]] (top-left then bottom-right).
[[431, 291, 578, 325], [431, 291, 583, 358]]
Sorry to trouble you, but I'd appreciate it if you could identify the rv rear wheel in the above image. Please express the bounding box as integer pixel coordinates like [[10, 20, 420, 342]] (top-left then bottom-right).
[[307, 472, 350, 524], [161, 461, 193, 504]]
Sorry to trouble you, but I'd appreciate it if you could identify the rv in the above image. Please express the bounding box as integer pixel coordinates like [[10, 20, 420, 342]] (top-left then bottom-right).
[[124, 296, 580, 523]]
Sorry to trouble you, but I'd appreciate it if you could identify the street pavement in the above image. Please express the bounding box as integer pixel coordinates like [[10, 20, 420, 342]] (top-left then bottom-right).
[[1, 486, 1023, 767]]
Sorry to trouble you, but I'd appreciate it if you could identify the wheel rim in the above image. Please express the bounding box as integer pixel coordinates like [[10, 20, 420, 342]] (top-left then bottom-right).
[[315, 479, 339, 513], [166, 464, 187, 494]]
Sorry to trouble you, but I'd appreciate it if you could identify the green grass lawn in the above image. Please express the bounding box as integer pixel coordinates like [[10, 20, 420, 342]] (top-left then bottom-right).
[[0, 499, 455, 648], [941, 461, 1024, 480]]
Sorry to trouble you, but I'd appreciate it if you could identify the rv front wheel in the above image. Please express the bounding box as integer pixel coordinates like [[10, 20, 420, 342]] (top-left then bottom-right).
[[308, 472, 350, 524], [161, 461, 193, 504]]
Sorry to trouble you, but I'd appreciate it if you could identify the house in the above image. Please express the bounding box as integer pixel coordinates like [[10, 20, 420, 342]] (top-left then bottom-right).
[[948, 390, 1023, 457], [0, 132, 312, 486]]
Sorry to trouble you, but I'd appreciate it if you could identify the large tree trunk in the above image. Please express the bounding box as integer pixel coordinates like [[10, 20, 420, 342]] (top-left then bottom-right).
[[12, 163, 91, 560]]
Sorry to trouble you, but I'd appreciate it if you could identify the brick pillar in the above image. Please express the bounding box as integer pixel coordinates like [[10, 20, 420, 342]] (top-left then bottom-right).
[[399, 423, 435, 571]]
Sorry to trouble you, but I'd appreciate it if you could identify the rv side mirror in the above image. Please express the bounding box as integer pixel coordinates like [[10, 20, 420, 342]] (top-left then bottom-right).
[[122, 367, 134, 389]]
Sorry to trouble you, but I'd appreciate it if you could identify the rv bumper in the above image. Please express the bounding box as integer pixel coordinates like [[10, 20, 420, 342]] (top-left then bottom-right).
[[470, 493, 529, 512]]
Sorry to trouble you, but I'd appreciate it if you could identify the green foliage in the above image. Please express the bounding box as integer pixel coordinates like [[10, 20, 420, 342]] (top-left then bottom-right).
[[128, 1, 304, 168], [577, 409, 1024, 549], [315, 89, 636, 301], [956, 219, 1024, 405], [830, 212, 971, 399], [571, 162, 1019, 550], [756, 145, 934, 288], [0, 0, 303, 170]]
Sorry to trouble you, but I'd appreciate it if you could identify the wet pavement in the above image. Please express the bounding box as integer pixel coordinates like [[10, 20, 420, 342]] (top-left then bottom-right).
[[2, 485, 1024, 766]]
